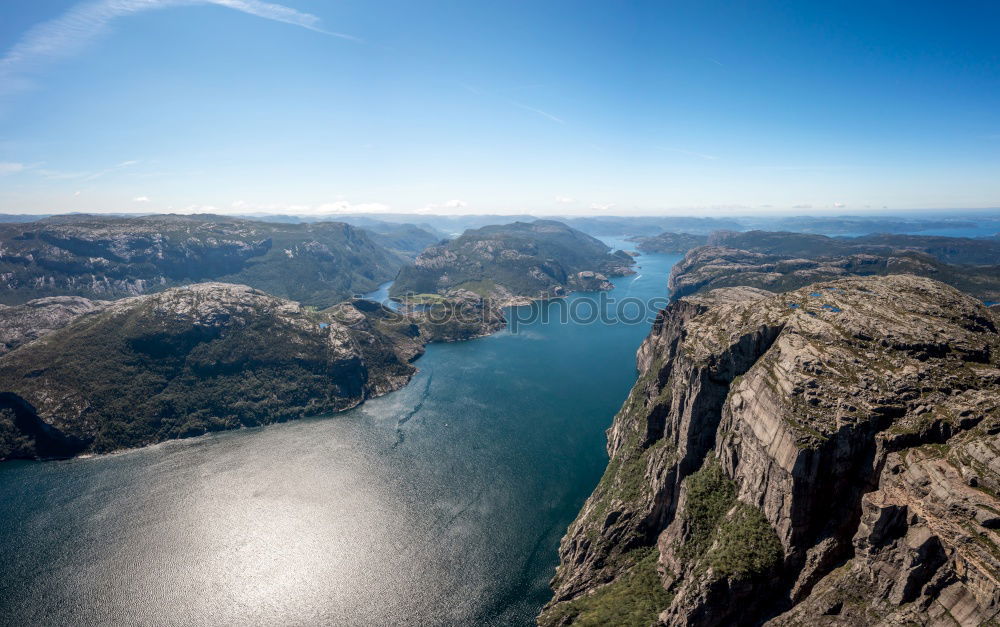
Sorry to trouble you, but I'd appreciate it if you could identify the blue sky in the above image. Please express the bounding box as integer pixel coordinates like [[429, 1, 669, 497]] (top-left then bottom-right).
[[0, 0, 998, 215]]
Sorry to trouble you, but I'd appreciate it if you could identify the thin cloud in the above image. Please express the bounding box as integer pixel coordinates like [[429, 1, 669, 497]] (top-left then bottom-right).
[[314, 201, 392, 214], [0, 162, 25, 175], [554, 196, 575, 204], [461, 83, 566, 125], [38, 159, 139, 181], [133, 196, 150, 202], [420, 199, 467, 212], [659, 146, 718, 160], [0, 0, 356, 99], [510, 100, 564, 124]]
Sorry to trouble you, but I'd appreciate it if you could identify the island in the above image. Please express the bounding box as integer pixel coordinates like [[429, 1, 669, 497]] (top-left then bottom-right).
[[390, 220, 635, 306]]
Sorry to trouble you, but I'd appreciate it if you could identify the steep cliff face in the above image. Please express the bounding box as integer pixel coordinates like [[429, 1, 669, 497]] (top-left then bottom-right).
[[542, 275, 1000, 626]]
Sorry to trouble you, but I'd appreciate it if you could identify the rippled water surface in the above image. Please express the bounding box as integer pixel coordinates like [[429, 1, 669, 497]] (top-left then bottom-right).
[[0, 240, 681, 626]]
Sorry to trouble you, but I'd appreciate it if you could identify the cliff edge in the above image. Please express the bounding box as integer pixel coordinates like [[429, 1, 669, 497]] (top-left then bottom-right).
[[542, 275, 1000, 626]]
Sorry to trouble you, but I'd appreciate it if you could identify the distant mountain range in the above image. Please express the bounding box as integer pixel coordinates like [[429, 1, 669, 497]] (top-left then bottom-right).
[[4, 211, 999, 238], [0, 214, 428, 307], [668, 230, 1000, 303]]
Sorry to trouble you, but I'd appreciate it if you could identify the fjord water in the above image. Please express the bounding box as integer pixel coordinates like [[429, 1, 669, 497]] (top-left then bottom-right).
[[0, 242, 681, 626]]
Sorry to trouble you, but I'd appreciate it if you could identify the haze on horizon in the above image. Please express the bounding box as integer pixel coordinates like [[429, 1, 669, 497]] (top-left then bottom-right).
[[0, 0, 998, 217]]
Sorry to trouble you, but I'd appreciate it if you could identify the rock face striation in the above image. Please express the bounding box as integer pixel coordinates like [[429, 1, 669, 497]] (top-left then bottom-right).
[[0, 214, 403, 307], [668, 231, 1000, 303], [391, 220, 634, 305], [541, 275, 1000, 626]]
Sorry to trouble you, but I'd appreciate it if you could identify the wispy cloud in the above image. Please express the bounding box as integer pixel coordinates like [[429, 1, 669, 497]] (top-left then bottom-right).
[[224, 200, 393, 215], [659, 146, 718, 160], [554, 196, 575, 204], [38, 159, 140, 181], [0, 162, 25, 175], [461, 82, 567, 125], [315, 200, 392, 214], [510, 100, 564, 124], [133, 195, 150, 202], [0, 0, 355, 99], [419, 199, 467, 213]]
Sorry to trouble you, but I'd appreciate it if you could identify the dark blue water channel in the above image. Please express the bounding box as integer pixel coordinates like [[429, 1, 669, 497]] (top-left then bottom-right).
[[0, 240, 681, 626]]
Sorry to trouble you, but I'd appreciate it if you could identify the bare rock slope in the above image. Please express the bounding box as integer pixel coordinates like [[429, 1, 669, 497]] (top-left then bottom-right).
[[541, 275, 1000, 626], [0, 296, 107, 355]]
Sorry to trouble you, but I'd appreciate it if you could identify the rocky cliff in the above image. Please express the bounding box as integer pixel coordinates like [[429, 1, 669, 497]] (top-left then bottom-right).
[[541, 275, 1000, 626], [0, 214, 402, 307], [391, 220, 634, 305]]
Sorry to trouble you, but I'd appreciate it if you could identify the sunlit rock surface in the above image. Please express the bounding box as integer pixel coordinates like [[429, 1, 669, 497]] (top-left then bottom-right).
[[542, 275, 1000, 626]]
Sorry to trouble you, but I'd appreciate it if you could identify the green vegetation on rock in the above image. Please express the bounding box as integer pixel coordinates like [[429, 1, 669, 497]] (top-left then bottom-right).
[[390, 220, 634, 302], [0, 214, 403, 307], [538, 548, 673, 627], [676, 460, 737, 562], [0, 283, 424, 460], [707, 502, 784, 580]]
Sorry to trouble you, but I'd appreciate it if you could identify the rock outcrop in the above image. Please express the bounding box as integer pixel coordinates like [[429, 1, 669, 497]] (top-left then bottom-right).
[[391, 220, 634, 305], [0, 283, 425, 460], [667, 231, 1000, 303], [541, 275, 1000, 626], [404, 289, 508, 342], [0, 296, 107, 355]]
